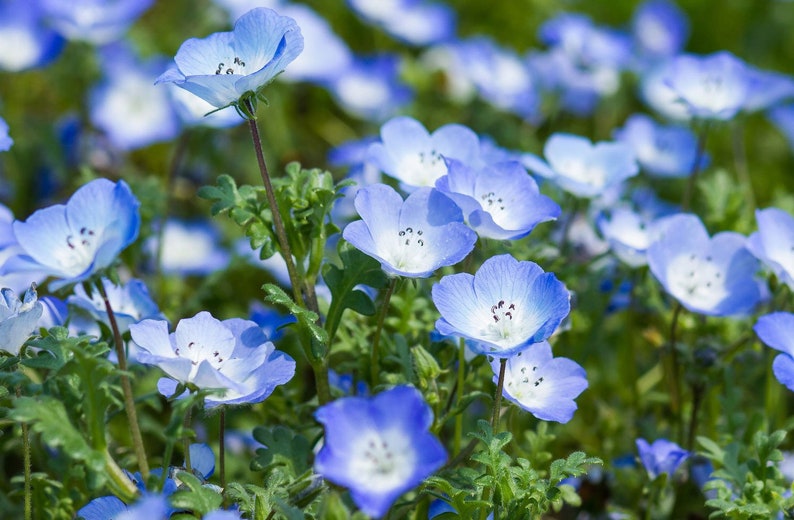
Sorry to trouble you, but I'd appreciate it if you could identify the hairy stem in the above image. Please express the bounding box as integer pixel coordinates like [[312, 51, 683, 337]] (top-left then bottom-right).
[[682, 122, 710, 212], [454, 338, 466, 455], [219, 409, 226, 491], [492, 358, 507, 431], [371, 278, 398, 388], [98, 281, 149, 479]]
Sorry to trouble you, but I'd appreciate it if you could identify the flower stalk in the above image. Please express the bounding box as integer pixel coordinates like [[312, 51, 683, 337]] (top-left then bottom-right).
[[371, 277, 398, 388]]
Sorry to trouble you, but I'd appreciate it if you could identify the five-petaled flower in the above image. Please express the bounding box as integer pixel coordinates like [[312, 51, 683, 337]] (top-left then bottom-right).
[[313, 385, 447, 518], [636, 438, 690, 480], [156, 7, 304, 111]]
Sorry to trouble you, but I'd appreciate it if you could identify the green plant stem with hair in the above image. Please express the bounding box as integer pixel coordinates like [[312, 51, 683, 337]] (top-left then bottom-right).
[[183, 406, 193, 474], [454, 338, 466, 455], [371, 277, 398, 388], [97, 281, 149, 479], [492, 358, 507, 432], [664, 303, 684, 443], [244, 98, 332, 405], [219, 409, 226, 492]]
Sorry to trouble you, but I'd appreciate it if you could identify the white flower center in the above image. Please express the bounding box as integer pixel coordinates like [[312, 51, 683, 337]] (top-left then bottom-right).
[[666, 253, 727, 310], [397, 149, 447, 187], [349, 430, 415, 492], [384, 226, 427, 272], [55, 226, 99, 276], [214, 56, 247, 75], [505, 357, 547, 402]]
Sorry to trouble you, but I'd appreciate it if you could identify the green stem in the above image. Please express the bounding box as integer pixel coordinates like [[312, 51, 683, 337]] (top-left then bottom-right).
[[732, 118, 756, 212], [18, 384, 31, 520], [686, 383, 704, 451], [183, 406, 193, 474], [371, 278, 398, 388], [454, 338, 465, 455], [245, 99, 305, 310], [98, 281, 149, 479], [104, 449, 139, 502], [492, 359, 507, 431], [665, 303, 684, 443], [682, 122, 710, 212]]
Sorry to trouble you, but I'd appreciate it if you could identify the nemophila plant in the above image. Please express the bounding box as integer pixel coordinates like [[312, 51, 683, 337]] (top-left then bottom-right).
[[0, 116, 12, 151], [0, 285, 42, 355], [754, 312, 794, 391], [636, 438, 691, 480], [747, 207, 794, 290]]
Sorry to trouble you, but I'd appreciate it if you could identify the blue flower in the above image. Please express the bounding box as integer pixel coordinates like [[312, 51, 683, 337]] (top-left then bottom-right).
[[493, 341, 587, 423], [90, 45, 180, 150], [130, 311, 295, 408], [747, 207, 794, 290], [522, 133, 638, 199], [325, 54, 412, 121], [754, 312, 794, 391], [0, 117, 12, 152], [0, 285, 43, 355], [436, 159, 560, 241], [313, 385, 446, 518], [68, 277, 163, 334], [149, 219, 230, 275], [647, 213, 763, 316], [432, 254, 571, 357], [347, 0, 455, 46], [368, 116, 480, 189], [636, 438, 690, 480], [769, 103, 794, 151], [342, 184, 477, 278], [639, 60, 693, 121], [0, 179, 140, 291], [39, 0, 154, 45], [613, 114, 704, 178], [598, 204, 667, 268], [630, 0, 689, 60], [662, 51, 750, 120], [156, 7, 304, 109], [0, 0, 63, 71], [742, 65, 794, 113]]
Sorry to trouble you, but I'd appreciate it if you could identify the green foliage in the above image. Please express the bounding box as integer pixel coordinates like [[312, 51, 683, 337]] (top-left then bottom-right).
[[699, 430, 794, 518], [250, 425, 311, 477], [169, 471, 223, 515]]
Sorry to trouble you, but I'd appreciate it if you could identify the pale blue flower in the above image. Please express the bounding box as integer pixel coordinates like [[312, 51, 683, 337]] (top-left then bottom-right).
[[432, 254, 570, 357], [156, 7, 304, 109], [743, 65, 794, 113], [130, 311, 295, 408], [436, 159, 560, 240], [39, 0, 154, 45], [368, 116, 480, 189], [613, 113, 704, 178], [755, 312, 794, 391], [597, 207, 658, 267], [314, 385, 446, 518], [325, 54, 412, 121], [631, 0, 689, 60], [347, 0, 455, 46], [769, 103, 794, 151], [328, 136, 382, 224], [493, 341, 587, 423], [342, 184, 477, 278], [636, 438, 690, 479], [663, 51, 750, 120], [0, 0, 64, 71], [647, 213, 763, 316], [166, 81, 245, 128], [0, 179, 140, 291], [747, 207, 794, 290], [0, 285, 43, 355], [0, 117, 12, 152], [522, 133, 638, 199], [68, 277, 162, 334], [639, 60, 692, 121], [90, 45, 180, 150], [150, 219, 230, 275]]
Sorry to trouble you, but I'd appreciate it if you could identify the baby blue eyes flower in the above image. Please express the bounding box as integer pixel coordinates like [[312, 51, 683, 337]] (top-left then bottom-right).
[[342, 183, 477, 278], [40, 0, 154, 45], [346, 0, 455, 46], [663, 51, 749, 120], [369, 116, 480, 189], [631, 0, 689, 60], [0, 117, 12, 152], [0, 0, 64, 72], [436, 159, 561, 241], [129, 311, 296, 408], [68, 277, 162, 334], [755, 312, 794, 391], [0, 285, 43, 356], [597, 207, 656, 268], [522, 133, 639, 199], [647, 213, 762, 316], [613, 114, 703, 178], [0, 178, 140, 291], [313, 385, 447, 518], [432, 254, 571, 358], [156, 7, 304, 110], [493, 341, 587, 423], [747, 208, 794, 290], [636, 438, 690, 480]]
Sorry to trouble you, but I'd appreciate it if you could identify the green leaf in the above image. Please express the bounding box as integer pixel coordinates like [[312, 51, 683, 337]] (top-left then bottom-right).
[[251, 425, 311, 476], [168, 471, 223, 515], [263, 283, 328, 355]]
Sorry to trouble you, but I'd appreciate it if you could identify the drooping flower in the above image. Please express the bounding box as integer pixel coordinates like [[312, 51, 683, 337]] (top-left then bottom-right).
[[368, 116, 481, 189], [747, 207, 794, 290], [156, 7, 304, 110], [613, 113, 704, 178], [436, 159, 560, 241], [342, 184, 477, 278], [647, 213, 763, 316], [432, 254, 570, 357], [39, 0, 154, 45], [313, 385, 447, 518], [754, 312, 794, 391], [662, 51, 750, 120], [68, 277, 163, 333], [521, 133, 638, 199], [130, 311, 295, 408], [0, 285, 43, 355], [493, 341, 587, 423], [636, 438, 690, 480], [0, 178, 140, 291]]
